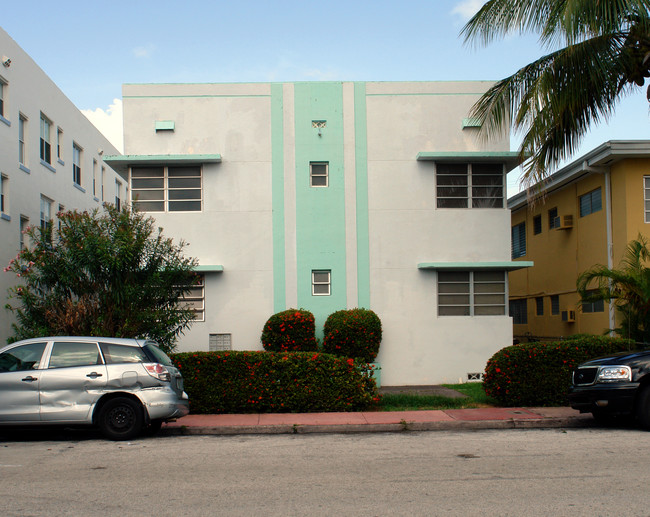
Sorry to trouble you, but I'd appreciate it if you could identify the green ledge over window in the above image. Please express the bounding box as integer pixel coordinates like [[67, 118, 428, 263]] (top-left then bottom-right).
[[193, 265, 224, 273], [103, 154, 222, 176], [416, 151, 522, 172], [417, 261, 533, 271], [462, 118, 482, 129]]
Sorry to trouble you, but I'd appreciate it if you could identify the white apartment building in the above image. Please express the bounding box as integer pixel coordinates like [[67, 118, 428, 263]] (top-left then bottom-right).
[[0, 28, 122, 342], [107, 81, 530, 385]]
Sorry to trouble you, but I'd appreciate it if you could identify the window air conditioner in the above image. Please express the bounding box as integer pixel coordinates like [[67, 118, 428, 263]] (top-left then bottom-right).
[[561, 310, 576, 323], [554, 215, 574, 230]]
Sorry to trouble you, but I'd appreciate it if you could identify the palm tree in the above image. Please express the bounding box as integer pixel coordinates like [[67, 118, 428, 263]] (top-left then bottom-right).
[[577, 236, 650, 343], [461, 0, 650, 187]]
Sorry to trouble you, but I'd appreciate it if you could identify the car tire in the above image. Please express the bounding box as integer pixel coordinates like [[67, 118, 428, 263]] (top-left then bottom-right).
[[98, 397, 144, 441], [636, 386, 650, 430]]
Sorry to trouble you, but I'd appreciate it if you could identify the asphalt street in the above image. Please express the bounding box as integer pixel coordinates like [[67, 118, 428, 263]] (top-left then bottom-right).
[[1, 427, 648, 516]]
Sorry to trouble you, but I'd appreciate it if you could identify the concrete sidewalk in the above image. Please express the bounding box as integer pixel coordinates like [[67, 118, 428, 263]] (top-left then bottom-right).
[[160, 406, 596, 436]]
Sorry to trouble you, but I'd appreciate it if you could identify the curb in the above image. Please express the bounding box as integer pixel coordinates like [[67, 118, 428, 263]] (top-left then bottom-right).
[[160, 416, 596, 436]]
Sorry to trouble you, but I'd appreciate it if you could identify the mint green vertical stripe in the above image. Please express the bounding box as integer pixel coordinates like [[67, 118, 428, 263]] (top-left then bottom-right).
[[294, 83, 347, 336], [354, 83, 371, 308], [271, 84, 286, 311]]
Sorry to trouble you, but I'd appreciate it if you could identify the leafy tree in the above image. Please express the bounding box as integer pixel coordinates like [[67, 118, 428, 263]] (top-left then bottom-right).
[[577, 236, 650, 342], [4, 204, 198, 353], [461, 0, 650, 186]]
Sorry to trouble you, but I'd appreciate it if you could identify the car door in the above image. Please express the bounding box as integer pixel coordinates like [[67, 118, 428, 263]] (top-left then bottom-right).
[[0, 342, 47, 422], [38, 340, 107, 422]]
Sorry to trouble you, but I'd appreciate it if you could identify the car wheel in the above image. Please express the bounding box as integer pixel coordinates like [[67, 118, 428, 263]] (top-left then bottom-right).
[[98, 397, 144, 441], [636, 386, 650, 430], [144, 419, 164, 436]]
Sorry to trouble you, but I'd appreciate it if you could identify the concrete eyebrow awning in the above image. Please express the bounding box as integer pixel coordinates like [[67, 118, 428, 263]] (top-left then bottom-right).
[[416, 151, 523, 173], [103, 154, 222, 177], [193, 265, 224, 273], [418, 261, 534, 271]]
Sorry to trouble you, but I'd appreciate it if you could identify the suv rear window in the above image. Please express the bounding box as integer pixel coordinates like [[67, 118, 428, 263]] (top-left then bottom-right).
[[99, 342, 149, 364], [143, 343, 173, 366]]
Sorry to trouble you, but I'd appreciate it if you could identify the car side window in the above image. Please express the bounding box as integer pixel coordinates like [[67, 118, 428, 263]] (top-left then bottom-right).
[[0, 342, 47, 372], [99, 342, 148, 364], [48, 341, 103, 369]]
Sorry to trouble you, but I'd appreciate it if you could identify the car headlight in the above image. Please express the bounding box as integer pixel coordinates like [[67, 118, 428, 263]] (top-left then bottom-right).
[[597, 366, 632, 383]]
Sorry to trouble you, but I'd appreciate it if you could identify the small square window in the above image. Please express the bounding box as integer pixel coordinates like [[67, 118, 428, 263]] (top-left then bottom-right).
[[310, 162, 328, 187], [582, 290, 605, 313], [312, 270, 331, 296], [533, 215, 542, 235]]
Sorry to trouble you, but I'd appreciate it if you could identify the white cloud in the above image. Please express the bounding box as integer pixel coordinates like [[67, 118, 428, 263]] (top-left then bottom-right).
[[451, 0, 485, 20], [81, 99, 124, 153], [133, 44, 155, 59]]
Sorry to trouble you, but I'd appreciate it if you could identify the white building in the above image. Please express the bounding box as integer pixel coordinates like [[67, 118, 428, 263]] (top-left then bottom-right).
[[0, 28, 122, 341], [107, 81, 530, 385]]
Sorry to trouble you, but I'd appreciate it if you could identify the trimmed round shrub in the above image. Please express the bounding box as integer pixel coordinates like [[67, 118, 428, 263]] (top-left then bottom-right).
[[483, 335, 635, 407], [322, 308, 382, 363], [261, 308, 318, 352], [171, 351, 380, 413]]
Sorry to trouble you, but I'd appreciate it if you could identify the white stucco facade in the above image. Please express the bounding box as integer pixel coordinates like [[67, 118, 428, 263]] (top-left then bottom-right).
[[0, 28, 122, 342], [115, 80, 523, 385]]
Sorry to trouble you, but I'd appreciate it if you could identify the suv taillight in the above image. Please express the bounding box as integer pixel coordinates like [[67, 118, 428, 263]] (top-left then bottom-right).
[[144, 363, 171, 382]]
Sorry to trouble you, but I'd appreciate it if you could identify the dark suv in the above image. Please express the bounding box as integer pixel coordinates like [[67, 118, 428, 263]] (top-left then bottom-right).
[[568, 349, 650, 426]]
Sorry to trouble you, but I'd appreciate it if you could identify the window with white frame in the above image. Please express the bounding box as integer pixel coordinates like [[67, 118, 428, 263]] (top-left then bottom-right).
[[100, 167, 105, 201], [57, 128, 63, 162], [438, 270, 506, 316], [310, 162, 328, 187], [509, 299, 528, 324], [72, 144, 82, 185], [20, 215, 29, 249], [0, 174, 7, 214], [180, 274, 204, 320], [209, 333, 232, 351], [115, 180, 122, 211], [40, 114, 52, 164], [579, 188, 602, 217], [436, 162, 504, 208], [18, 114, 26, 165], [312, 270, 331, 296], [40, 195, 52, 230], [643, 176, 650, 223], [0, 80, 5, 118], [511, 222, 526, 259], [131, 166, 202, 212], [92, 160, 97, 197]]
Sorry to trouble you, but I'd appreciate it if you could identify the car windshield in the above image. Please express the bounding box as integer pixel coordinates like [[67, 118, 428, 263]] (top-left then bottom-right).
[[143, 343, 173, 366]]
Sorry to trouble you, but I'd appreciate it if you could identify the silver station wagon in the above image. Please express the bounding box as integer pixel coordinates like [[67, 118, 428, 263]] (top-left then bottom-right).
[[0, 337, 189, 440]]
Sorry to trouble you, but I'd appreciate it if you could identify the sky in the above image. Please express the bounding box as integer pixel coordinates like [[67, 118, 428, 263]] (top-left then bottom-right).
[[3, 0, 649, 195]]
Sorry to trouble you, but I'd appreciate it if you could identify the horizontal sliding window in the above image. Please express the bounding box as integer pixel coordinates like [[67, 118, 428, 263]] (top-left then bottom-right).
[[131, 165, 202, 212], [436, 162, 504, 209], [438, 270, 506, 316]]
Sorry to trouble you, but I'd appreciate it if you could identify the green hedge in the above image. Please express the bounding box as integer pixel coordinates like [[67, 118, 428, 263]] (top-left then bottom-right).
[[322, 308, 382, 363], [171, 351, 379, 414], [483, 335, 636, 407], [260, 309, 318, 352]]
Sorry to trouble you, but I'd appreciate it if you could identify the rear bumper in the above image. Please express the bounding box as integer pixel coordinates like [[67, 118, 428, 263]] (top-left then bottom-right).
[[140, 388, 190, 421], [568, 383, 638, 415]]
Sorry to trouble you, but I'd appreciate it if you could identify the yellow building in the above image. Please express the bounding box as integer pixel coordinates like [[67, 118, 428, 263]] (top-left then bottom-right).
[[508, 140, 650, 341]]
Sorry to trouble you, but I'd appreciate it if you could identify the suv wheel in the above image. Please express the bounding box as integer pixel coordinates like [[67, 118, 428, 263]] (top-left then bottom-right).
[[98, 397, 144, 440]]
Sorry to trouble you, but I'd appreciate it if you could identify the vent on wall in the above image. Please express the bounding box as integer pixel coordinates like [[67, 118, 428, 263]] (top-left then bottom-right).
[[467, 372, 484, 382], [209, 333, 232, 351], [155, 120, 175, 132]]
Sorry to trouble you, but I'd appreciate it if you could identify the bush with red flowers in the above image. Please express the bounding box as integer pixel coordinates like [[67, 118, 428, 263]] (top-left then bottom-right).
[[483, 335, 635, 406], [322, 308, 382, 363], [171, 351, 379, 414], [260, 308, 318, 352]]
